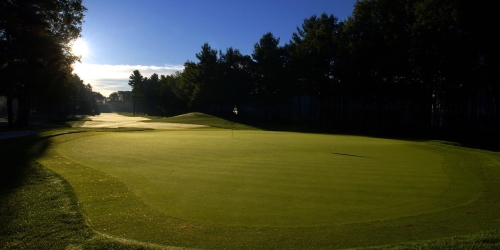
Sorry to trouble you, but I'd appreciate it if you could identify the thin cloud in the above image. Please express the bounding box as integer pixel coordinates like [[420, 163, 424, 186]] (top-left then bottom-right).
[[73, 63, 184, 96]]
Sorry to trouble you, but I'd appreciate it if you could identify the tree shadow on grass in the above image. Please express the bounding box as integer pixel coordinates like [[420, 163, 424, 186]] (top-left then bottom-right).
[[332, 152, 374, 159], [0, 130, 167, 249], [0, 134, 51, 246], [0, 134, 51, 193], [0, 126, 148, 195]]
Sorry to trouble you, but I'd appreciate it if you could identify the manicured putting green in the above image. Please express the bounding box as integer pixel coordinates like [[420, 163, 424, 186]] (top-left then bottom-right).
[[56, 130, 479, 227]]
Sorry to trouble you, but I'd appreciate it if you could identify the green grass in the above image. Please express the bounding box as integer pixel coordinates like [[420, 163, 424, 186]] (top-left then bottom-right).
[[34, 129, 500, 249], [0, 131, 183, 249], [51, 131, 477, 226], [360, 230, 500, 249], [0, 160, 164, 249], [2, 113, 500, 249], [118, 112, 257, 130]]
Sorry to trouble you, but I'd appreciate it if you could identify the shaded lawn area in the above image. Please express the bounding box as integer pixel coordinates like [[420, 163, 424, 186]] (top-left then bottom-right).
[[0, 131, 180, 249]]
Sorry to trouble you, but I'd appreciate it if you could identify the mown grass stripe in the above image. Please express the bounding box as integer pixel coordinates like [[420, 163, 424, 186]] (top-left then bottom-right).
[[34, 129, 500, 249]]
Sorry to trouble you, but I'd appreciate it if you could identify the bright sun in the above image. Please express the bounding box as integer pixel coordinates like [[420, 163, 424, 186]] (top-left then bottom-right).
[[71, 38, 89, 57]]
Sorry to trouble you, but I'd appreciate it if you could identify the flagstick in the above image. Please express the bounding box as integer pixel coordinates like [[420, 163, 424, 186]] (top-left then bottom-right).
[[232, 105, 238, 139]]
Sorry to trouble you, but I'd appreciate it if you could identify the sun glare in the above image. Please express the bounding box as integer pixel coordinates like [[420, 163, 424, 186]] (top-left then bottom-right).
[[71, 38, 89, 57]]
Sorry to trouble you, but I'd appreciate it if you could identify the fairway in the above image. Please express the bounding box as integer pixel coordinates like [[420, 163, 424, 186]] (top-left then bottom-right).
[[54, 130, 480, 227]]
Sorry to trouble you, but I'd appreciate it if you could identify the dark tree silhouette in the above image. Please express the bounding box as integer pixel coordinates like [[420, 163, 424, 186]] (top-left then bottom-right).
[[219, 47, 253, 115], [128, 70, 145, 115], [121, 0, 500, 143], [0, 0, 87, 126], [289, 13, 341, 123], [252, 32, 288, 119]]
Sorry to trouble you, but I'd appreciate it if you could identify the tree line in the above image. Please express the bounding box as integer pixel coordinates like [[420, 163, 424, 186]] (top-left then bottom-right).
[[1, 0, 101, 127], [124, 0, 499, 137]]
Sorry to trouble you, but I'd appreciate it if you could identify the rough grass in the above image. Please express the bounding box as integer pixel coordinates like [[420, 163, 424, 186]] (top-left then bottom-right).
[[358, 230, 500, 249], [36, 130, 500, 249], [0, 132, 184, 250], [0, 161, 165, 250]]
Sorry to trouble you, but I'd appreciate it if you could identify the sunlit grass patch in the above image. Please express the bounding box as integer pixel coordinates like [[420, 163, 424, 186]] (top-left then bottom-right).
[[119, 111, 257, 130], [35, 130, 500, 249], [54, 131, 478, 226]]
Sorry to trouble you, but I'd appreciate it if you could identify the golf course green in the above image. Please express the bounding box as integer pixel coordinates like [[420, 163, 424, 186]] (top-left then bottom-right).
[[54, 130, 477, 227], [34, 123, 500, 249]]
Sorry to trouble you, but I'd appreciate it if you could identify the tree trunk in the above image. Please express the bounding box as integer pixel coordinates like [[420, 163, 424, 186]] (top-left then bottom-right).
[[298, 94, 302, 122], [133, 97, 136, 116], [16, 93, 30, 127], [7, 94, 14, 127]]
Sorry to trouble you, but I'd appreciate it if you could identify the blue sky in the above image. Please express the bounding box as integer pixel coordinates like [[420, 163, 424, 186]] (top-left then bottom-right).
[[74, 0, 357, 96]]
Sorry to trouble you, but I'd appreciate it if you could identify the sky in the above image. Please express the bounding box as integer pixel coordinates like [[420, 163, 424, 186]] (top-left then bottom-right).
[[73, 0, 358, 97]]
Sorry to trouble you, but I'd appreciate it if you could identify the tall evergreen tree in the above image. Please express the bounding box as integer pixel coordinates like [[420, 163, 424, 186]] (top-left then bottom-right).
[[289, 13, 341, 122], [252, 32, 287, 118], [143, 73, 160, 115], [219, 47, 253, 112], [128, 70, 144, 115], [194, 43, 220, 111]]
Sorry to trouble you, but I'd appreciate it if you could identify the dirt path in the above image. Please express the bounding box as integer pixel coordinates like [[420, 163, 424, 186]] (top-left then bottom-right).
[[80, 113, 208, 129]]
